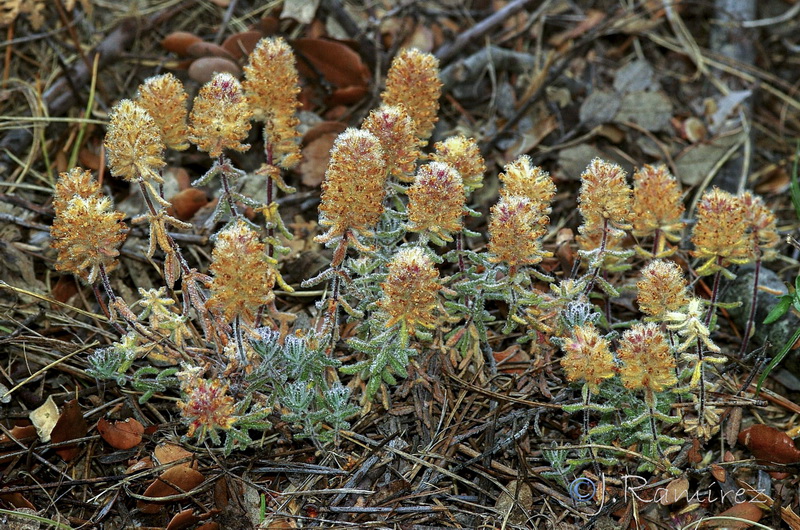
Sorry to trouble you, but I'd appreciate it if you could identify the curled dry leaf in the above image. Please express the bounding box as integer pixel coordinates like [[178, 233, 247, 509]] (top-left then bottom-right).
[[138, 464, 205, 514], [30, 396, 59, 443], [154, 442, 193, 465], [492, 345, 530, 375], [659, 476, 688, 505], [51, 399, 89, 461], [188, 57, 241, 84], [222, 31, 264, 59], [162, 31, 203, 56], [292, 38, 369, 105], [738, 424, 800, 464], [97, 417, 145, 450], [298, 121, 347, 188], [126, 456, 154, 474]]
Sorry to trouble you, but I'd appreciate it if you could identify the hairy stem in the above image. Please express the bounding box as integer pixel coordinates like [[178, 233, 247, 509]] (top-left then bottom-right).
[[739, 258, 761, 357]]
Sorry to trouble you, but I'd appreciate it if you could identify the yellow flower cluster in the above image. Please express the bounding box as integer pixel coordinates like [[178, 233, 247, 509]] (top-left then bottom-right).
[[136, 73, 190, 151], [105, 99, 166, 183], [487, 196, 551, 273], [577, 158, 632, 235], [178, 378, 236, 439], [51, 195, 127, 284], [739, 191, 779, 262], [407, 162, 464, 239], [381, 49, 442, 143], [617, 323, 676, 392], [316, 129, 387, 243], [498, 155, 556, 209], [637, 260, 691, 322], [631, 164, 684, 252], [690, 188, 750, 276], [207, 221, 275, 323], [361, 105, 419, 182], [52, 167, 101, 214], [243, 37, 302, 169], [431, 135, 485, 193], [379, 247, 441, 333], [559, 323, 616, 391], [189, 73, 252, 158]]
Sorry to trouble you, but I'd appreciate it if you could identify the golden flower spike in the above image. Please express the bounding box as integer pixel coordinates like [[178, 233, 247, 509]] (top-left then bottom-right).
[[189, 72, 252, 158], [617, 323, 676, 392], [487, 195, 551, 275], [381, 48, 442, 144], [243, 36, 302, 171], [53, 167, 102, 215], [207, 220, 276, 324], [739, 191, 779, 262], [691, 188, 750, 278], [431, 135, 486, 193], [577, 157, 632, 233], [637, 260, 691, 323], [498, 155, 556, 209], [105, 99, 166, 185], [379, 246, 441, 334], [316, 128, 387, 248], [631, 164, 685, 257], [51, 195, 127, 284], [136, 73, 190, 151], [361, 105, 420, 183], [559, 322, 615, 392], [407, 162, 464, 243], [179, 378, 236, 441]]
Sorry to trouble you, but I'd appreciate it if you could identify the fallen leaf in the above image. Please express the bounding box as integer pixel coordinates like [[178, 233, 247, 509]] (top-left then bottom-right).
[[705, 502, 762, 528], [30, 396, 59, 443], [168, 188, 209, 222], [493, 345, 530, 374], [186, 41, 236, 60], [495, 480, 533, 526], [614, 91, 673, 132], [298, 122, 347, 187], [154, 442, 193, 465], [162, 31, 203, 56], [188, 57, 242, 84], [549, 9, 606, 47], [97, 418, 145, 450], [280, 0, 320, 24], [166, 508, 200, 530], [738, 424, 800, 464], [126, 456, 154, 474], [674, 131, 745, 186], [710, 464, 726, 483], [222, 31, 264, 59], [138, 464, 205, 514], [0, 492, 35, 510], [292, 37, 370, 100], [51, 399, 88, 461], [659, 476, 688, 505]]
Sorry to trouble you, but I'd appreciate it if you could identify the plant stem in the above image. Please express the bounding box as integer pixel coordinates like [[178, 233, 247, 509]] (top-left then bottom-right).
[[739, 258, 761, 356], [704, 258, 723, 328], [583, 218, 609, 296], [91, 281, 126, 335]]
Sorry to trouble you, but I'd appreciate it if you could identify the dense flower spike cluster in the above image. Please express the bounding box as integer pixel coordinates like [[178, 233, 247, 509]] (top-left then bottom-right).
[[316, 129, 387, 243], [631, 164, 684, 252], [52, 167, 101, 214], [637, 260, 691, 322], [207, 221, 276, 323], [739, 191, 780, 261], [105, 99, 166, 183], [406, 162, 464, 239], [51, 195, 127, 284], [488, 196, 550, 272], [243, 37, 302, 170], [691, 188, 750, 276], [559, 323, 616, 391], [498, 155, 556, 209], [379, 247, 441, 332], [189, 73, 252, 158], [431, 135, 486, 192], [381, 48, 442, 143], [361, 105, 420, 182], [577, 158, 632, 234], [178, 378, 236, 439], [617, 323, 676, 392], [136, 73, 190, 151]]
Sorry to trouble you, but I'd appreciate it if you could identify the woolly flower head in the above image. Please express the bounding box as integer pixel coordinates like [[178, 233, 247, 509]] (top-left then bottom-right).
[[690, 188, 750, 276], [617, 323, 676, 392], [559, 323, 616, 391], [243, 37, 302, 169], [379, 247, 441, 333], [105, 99, 166, 183], [51, 195, 127, 284], [488, 195, 551, 273], [361, 105, 420, 182], [316, 129, 387, 243], [407, 162, 464, 239], [207, 220, 275, 323], [136, 73, 190, 150], [53, 167, 101, 215], [430, 135, 485, 192], [739, 191, 779, 262], [189, 73, 252, 158], [499, 155, 556, 211], [381, 48, 442, 143], [631, 164, 684, 242], [178, 378, 236, 440], [637, 260, 691, 322], [577, 158, 632, 232]]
